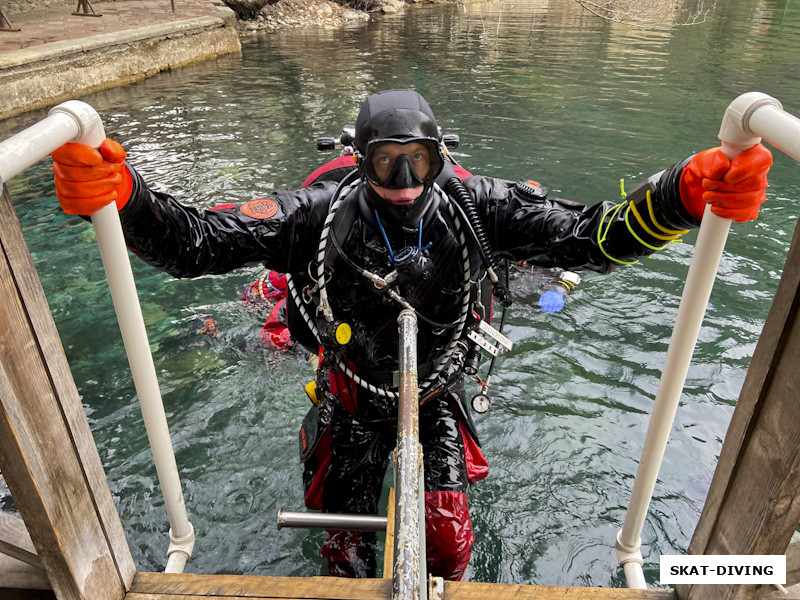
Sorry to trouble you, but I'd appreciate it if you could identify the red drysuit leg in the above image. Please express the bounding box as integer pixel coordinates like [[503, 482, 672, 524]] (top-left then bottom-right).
[[424, 490, 475, 581]]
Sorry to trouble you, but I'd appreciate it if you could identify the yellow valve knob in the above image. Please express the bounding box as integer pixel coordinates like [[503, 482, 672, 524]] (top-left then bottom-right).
[[334, 322, 352, 345], [305, 381, 320, 405]]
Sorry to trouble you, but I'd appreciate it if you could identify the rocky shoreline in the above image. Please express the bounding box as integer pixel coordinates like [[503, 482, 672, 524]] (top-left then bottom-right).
[[234, 0, 420, 33]]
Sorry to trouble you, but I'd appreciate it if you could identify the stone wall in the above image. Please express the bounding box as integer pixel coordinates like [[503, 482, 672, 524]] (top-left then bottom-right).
[[0, 8, 241, 120]]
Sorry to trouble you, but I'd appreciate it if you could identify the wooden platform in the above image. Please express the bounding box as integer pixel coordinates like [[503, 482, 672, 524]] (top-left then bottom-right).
[[127, 572, 677, 599]]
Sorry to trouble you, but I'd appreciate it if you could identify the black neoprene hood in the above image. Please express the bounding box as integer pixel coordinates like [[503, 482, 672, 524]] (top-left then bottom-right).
[[354, 89, 446, 223], [354, 89, 442, 156]]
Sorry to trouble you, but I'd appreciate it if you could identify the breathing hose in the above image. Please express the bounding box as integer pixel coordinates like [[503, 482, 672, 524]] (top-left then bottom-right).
[[288, 181, 473, 399], [443, 177, 512, 307]]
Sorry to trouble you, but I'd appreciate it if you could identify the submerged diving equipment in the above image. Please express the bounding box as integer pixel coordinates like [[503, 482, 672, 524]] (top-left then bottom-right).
[[539, 270, 581, 314], [559, 270, 581, 290]]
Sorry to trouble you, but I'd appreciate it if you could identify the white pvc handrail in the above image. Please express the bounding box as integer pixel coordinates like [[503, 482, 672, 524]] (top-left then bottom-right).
[[0, 100, 195, 573], [617, 92, 800, 588]]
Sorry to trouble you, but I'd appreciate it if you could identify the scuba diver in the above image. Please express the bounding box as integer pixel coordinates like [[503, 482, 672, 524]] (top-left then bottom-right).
[[240, 152, 578, 354], [51, 89, 772, 581]]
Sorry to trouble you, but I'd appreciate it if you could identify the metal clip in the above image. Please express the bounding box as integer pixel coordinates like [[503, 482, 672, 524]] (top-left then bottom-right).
[[467, 320, 513, 357]]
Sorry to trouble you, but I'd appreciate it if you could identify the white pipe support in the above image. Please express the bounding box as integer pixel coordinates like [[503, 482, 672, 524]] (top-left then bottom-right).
[[615, 531, 646, 590], [0, 100, 104, 184], [82, 147, 194, 570], [0, 100, 194, 572], [617, 91, 800, 589], [619, 203, 733, 554], [165, 523, 196, 573], [91, 202, 194, 545]]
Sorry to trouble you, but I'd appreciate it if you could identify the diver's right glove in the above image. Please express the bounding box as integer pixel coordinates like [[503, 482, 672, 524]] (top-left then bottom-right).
[[52, 138, 132, 216], [679, 143, 772, 223]]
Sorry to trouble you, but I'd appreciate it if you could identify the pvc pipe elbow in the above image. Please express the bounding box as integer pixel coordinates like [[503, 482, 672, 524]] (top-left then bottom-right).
[[48, 100, 106, 148], [718, 92, 781, 154]]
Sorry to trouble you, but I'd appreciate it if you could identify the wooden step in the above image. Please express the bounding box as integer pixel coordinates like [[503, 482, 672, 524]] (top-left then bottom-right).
[[128, 572, 677, 599]]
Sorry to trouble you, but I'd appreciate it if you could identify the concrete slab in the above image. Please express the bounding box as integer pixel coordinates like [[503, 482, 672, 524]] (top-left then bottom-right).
[[0, 1, 241, 120]]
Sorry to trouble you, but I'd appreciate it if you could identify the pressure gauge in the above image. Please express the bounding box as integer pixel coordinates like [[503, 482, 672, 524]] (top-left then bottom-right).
[[471, 393, 491, 414]]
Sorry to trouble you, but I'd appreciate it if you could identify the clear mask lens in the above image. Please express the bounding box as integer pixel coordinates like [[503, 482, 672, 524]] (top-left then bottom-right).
[[364, 139, 443, 188]]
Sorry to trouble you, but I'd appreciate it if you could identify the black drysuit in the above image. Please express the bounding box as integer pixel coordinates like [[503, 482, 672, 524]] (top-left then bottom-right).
[[115, 158, 697, 579]]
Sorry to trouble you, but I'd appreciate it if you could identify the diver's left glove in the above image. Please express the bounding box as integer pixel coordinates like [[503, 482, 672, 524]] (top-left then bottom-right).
[[679, 143, 772, 223], [52, 138, 132, 216]]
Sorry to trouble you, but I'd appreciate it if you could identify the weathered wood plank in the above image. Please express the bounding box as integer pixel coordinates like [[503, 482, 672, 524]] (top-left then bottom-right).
[[126, 596, 308, 600], [129, 572, 677, 599], [382, 487, 394, 579], [442, 581, 677, 599], [0, 195, 135, 584], [0, 186, 134, 600], [785, 539, 800, 587], [0, 510, 42, 569], [131, 573, 391, 598], [125, 593, 675, 600], [679, 217, 800, 600], [0, 590, 55, 600], [0, 591, 55, 600], [763, 582, 800, 599], [0, 552, 51, 590]]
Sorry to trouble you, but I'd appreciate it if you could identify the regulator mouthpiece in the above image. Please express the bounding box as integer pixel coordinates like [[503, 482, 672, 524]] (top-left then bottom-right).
[[394, 245, 433, 284]]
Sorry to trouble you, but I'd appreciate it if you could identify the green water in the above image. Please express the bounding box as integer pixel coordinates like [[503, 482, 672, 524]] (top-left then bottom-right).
[[2, 0, 800, 587]]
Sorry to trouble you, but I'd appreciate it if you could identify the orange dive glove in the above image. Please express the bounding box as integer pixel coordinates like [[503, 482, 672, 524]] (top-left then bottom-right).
[[679, 143, 772, 223], [52, 138, 133, 216]]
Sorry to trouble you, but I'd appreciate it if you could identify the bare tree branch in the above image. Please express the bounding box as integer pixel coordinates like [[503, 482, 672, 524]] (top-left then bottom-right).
[[574, 0, 716, 30]]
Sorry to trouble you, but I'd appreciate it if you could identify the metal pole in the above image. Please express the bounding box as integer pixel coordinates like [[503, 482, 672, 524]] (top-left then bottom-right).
[[393, 309, 426, 600], [276, 510, 387, 532]]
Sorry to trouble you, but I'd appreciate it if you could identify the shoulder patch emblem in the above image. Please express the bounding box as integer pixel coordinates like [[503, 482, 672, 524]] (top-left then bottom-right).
[[241, 198, 279, 219]]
